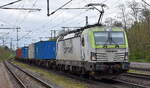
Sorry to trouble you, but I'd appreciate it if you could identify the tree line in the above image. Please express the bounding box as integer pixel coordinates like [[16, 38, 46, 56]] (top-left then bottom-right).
[[106, 0, 150, 62]]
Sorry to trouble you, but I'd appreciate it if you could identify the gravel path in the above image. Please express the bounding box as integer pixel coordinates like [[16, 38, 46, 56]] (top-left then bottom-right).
[[130, 62, 150, 75], [130, 62, 150, 70], [0, 62, 13, 88]]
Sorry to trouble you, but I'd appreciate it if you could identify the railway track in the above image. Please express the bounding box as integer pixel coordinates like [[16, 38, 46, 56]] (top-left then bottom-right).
[[10, 60, 150, 88], [32, 65, 149, 88], [56, 69, 150, 88], [113, 79, 148, 88], [3, 61, 53, 88], [9, 60, 131, 88], [114, 72, 150, 88], [60, 71, 150, 88], [4, 61, 26, 88], [123, 73, 150, 80], [57, 71, 150, 88]]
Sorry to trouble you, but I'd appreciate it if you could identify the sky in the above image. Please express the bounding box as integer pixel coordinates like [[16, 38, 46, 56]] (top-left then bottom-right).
[[0, 0, 149, 49]]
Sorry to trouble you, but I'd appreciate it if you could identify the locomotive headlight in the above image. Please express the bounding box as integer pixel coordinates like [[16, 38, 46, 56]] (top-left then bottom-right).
[[91, 52, 97, 61]]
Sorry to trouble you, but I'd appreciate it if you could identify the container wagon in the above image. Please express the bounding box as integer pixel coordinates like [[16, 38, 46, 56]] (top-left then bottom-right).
[[21, 47, 28, 59], [15, 48, 22, 59], [34, 41, 56, 60], [16, 41, 57, 68], [33, 41, 56, 67], [28, 43, 35, 59]]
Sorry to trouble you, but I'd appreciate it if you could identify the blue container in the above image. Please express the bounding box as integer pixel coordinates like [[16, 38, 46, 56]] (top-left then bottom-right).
[[21, 47, 28, 58], [34, 41, 56, 60]]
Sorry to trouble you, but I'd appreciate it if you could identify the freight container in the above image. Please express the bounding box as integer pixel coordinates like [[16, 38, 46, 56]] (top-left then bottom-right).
[[28, 44, 35, 59], [21, 47, 28, 58], [34, 41, 56, 60], [16, 48, 22, 58]]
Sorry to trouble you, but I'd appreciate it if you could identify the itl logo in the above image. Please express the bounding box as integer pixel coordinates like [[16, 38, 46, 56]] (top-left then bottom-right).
[[64, 46, 73, 53]]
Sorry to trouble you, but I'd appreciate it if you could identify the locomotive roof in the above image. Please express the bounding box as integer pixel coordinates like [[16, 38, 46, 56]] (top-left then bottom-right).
[[59, 24, 125, 36], [34, 40, 56, 44], [59, 23, 102, 36], [83, 26, 124, 32]]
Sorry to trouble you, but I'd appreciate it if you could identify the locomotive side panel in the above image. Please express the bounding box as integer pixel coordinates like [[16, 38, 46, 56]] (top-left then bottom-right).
[[57, 37, 82, 61]]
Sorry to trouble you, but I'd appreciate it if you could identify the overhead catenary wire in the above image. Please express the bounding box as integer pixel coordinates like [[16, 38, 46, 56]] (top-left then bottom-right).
[[18, 31, 32, 41], [12, 0, 26, 27], [49, 10, 90, 29], [18, 0, 39, 25], [33, 0, 74, 34], [47, 0, 94, 28], [14, 0, 40, 48], [40, 0, 89, 32], [0, 0, 23, 27], [48, 0, 73, 16], [0, 0, 121, 48], [49, 0, 92, 23], [0, 0, 22, 8], [49, 5, 102, 29], [48, 0, 109, 30], [142, 0, 150, 6], [61, 7, 94, 10], [0, 0, 40, 48], [49, 10, 93, 29], [0, 7, 41, 11]]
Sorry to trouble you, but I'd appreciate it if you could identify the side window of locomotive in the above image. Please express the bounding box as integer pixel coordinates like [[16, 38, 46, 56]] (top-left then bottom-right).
[[82, 37, 85, 47]]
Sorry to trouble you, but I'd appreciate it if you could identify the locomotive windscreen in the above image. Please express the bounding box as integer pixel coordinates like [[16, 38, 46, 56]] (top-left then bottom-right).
[[110, 32, 125, 44], [94, 32, 108, 45], [94, 31, 125, 45]]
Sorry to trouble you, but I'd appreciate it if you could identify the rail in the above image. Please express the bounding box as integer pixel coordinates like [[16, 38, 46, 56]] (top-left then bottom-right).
[[4, 61, 53, 88]]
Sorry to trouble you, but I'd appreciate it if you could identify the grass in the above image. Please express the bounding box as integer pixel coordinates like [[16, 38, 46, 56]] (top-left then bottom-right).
[[128, 69, 150, 75], [129, 58, 150, 63], [12, 61, 88, 88], [0, 47, 14, 62]]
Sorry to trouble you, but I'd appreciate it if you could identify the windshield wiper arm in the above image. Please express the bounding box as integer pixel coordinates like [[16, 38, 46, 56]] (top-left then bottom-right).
[[103, 37, 110, 48], [110, 38, 119, 48]]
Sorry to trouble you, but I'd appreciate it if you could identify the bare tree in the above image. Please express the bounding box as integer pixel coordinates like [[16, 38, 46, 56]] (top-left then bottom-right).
[[118, 4, 128, 31], [105, 17, 122, 27], [127, 0, 140, 22], [105, 17, 116, 26], [141, 5, 150, 23], [113, 21, 123, 27]]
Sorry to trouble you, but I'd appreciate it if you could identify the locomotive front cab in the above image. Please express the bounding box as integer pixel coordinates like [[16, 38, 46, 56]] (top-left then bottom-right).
[[82, 26, 130, 74]]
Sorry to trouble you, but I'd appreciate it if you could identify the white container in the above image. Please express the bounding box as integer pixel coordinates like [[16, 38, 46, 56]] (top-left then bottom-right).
[[28, 43, 35, 59]]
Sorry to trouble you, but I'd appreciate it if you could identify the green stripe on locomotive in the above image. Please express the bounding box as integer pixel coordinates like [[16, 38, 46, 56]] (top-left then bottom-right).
[[82, 26, 128, 49]]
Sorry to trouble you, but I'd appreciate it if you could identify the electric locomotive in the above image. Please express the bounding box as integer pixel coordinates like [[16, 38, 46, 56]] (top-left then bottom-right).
[[56, 24, 129, 78]]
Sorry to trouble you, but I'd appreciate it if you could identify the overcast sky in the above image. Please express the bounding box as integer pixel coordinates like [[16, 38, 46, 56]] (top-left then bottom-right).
[[0, 0, 149, 49]]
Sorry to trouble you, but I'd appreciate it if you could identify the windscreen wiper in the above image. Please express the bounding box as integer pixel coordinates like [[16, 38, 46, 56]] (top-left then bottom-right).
[[103, 32, 110, 48], [110, 38, 119, 48], [103, 37, 110, 48]]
